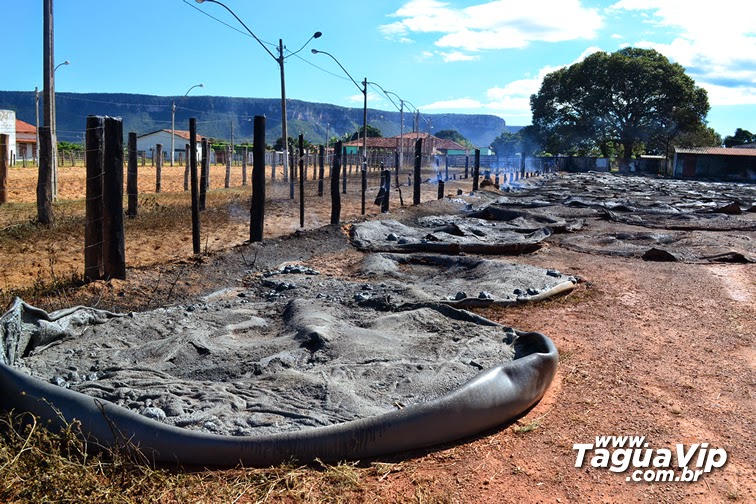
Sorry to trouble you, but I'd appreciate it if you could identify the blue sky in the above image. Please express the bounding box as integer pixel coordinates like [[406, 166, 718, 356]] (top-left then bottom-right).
[[3, 0, 755, 138]]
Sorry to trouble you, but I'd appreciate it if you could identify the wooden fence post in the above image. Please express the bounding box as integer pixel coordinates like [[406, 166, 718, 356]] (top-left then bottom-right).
[[413, 138, 422, 205], [342, 147, 347, 194], [249, 116, 265, 242], [381, 167, 390, 213], [127, 132, 138, 218], [473, 149, 480, 191], [225, 145, 231, 188], [37, 126, 54, 225], [84, 117, 104, 281], [317, 145, 325, 197], [184, 144, 190, 191], [200, 138, 208, 211], [0, 134, 8, 204], [361, 157, 367, 215], [438, 179, 445, 200], [289, 148, 295, 200], [299, 134, 305, 228], [271, 151, 277, 181], [101, 117, 125, 280], [242, 146, 248, 186], [155, 143, 162, 193], [331, 141, 342, 225], [189, 119, 201, 254]]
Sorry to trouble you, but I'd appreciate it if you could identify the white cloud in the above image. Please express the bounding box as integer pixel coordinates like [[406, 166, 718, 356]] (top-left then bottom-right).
[[420, 98, 485, 110], [420, 47, 604, 123], [609, 0, 756, 106], [380, 0, 603, 52], [438, 51, 480, 62]]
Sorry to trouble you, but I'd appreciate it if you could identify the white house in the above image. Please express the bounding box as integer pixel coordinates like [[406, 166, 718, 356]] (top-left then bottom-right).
[[0, 110, 17, 165], [15, 119, 37, 164], [137, 129, 206, 162]]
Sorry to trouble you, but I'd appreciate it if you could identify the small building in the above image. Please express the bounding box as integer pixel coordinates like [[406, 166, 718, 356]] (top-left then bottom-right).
[[0, 110, 17, 166], [15, 119, 37, 164], [673, 147, 756, 182], [344, 132, 467, 157], [137, 129, 206, 161]]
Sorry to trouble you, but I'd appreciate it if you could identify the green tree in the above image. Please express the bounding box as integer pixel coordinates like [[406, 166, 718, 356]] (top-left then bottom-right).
[[490, 131, 522, 157], [723, 128, 756, 147], [57, 141, 83, 152], [435, 129, 474, 148], [273, 136, 296, 152], [530, 48, 710, 163], [673, 125, 722, 149], [349, 125, 382, 141]]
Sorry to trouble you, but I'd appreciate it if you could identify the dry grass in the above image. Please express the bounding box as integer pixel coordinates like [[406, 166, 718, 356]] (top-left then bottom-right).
[[0, 410, 423, 503]]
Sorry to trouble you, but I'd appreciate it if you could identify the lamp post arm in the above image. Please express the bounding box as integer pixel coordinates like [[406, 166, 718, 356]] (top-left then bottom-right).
[[285, 32, 322, 60], [311, 49, 363, 95], [197, 0, 277, 62]]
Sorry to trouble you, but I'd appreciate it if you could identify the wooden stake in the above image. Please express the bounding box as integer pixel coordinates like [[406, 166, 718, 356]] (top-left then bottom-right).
[[190, 119, 201, 254], [249, 116, 266, 242], [155, 143, 162, 193], [127, 132, 138, 218], [331, 141, 342, 225], [102, 116, 125, 280], [413, 138, 422, 205]]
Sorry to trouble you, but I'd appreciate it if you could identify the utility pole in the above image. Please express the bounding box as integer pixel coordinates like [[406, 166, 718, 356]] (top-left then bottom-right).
[[279, 39, 289, 186], [42, 0, 56, 203], [35, 87, 40, 166]]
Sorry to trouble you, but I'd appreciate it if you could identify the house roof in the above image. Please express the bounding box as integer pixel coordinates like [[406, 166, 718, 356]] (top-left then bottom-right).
[[16, 119, 36, 134], [675, 147, 756, 157], [344, 132, 467, 151], [138, 129, 205, 141], [733, 143, 756, 149]]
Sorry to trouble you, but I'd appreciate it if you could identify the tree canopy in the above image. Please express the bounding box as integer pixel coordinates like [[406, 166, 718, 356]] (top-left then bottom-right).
[[723, 128, 756, 147], [349, 125, 382, 141], [435, 129, 474, 148], [530, 47, 710, 158], [490, 131, 522, 157]]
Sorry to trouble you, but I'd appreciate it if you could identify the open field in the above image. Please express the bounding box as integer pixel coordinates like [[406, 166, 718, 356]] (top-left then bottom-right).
[[0, 169, 754, 503]]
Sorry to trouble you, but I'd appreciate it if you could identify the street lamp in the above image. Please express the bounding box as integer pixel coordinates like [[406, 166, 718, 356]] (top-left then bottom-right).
[[172, 83, 204, 166], [369, 82, 406, 170], [194, 0, 321, 189], [52, 59, 69, 199], [311, 48, 368, 213]]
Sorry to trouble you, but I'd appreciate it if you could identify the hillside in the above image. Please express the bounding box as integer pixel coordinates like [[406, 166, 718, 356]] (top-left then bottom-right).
[[0, 91, 510, 149]]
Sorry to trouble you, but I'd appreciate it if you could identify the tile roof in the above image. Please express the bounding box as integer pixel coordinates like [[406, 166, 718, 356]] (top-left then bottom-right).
[[16, 119, 36, 134], [675, 147, 756, 157], [344, 132, 467, 151]]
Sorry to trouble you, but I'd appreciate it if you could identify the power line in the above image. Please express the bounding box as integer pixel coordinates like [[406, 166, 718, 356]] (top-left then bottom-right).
[[182, 0, 277, 51]]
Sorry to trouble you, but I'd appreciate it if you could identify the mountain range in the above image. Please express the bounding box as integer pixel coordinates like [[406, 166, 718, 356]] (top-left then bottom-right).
[[0, 91, 516, 148]]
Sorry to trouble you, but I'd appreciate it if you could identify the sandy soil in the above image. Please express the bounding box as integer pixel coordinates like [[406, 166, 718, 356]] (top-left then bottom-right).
[[0, 166, 754, 502]]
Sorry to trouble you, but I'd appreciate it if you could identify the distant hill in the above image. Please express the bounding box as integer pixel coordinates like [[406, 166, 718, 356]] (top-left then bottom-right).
[[0, 91, 511, 149]]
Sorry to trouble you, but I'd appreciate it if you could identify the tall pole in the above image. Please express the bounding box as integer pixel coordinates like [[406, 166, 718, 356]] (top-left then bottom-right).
[[172, 83, 203, 167], [278, 39, 289, 186], [171, 101, 176, 167], [34, 87, 40, 166], [43, 0, 56, 200], [361, 78, 368, 215]]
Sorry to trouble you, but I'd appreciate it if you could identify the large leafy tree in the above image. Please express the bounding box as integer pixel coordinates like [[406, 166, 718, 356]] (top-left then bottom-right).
[[349, 125, 382, 141], [490, 131, 522, 157], [723, 128, 756, 147], [435, 129, 474, 148], [530, 48, 710, 161]]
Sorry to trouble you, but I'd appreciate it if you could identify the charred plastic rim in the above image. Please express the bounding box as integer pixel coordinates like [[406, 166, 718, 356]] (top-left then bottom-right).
[[0, 329, 558, 467]]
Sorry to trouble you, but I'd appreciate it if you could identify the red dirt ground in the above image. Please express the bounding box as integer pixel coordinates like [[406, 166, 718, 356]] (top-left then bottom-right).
[[0, 165, 753, 503]]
